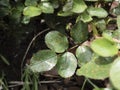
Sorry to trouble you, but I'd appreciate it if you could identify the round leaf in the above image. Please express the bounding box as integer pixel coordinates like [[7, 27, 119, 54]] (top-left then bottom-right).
[[29, 50, 57, 73], [76, 46, 93, 66], [77, 55, 113, 79], [72, 0, 87, 13], [23, 6, 41, 17], [70, 21, 88, 43], [110, 57, 120, 90], [45, 31, 69, 53], [57, 52, 77, 78], [38, 2, 54, 13], [91, 38, 118, 57]]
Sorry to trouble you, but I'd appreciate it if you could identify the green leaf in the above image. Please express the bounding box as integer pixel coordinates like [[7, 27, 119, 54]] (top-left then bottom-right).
[[70, 20, 88, 43], [102, 30, 113, 42], [63, 0, 72, 12], [111, 5, 120, 15], [95, 19, 106, 31], [29, 50, 57, 73], [23, 6, 41, 17], [25, 0, 38, 6], [58, 11, 73, 17], [38, 2, 54, 13], [45, 31, 69, 53], [57, 52, 77, 78], [76, 55, 113, 79], [110, 57, 120, 90], [76, 46, 93, 66], [80, 11, 93, 23], [87, 7, 108, 18], [91, 38, 118, 57], [113, 30, 120, 49], [117, 15, 120, 30], [50, 0, 59, 9], [72, 0, 87, 13]]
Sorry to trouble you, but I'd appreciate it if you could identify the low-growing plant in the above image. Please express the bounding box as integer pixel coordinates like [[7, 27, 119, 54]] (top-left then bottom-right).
[[1, 0, 120, 89]]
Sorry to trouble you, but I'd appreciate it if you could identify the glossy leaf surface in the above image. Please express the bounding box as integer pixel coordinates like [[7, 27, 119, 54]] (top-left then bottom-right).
[[57, 52, 77, 78], [29, 50, 57, 73], [45, 31, 69, 53], [23, 6, 41, 17], [76, 46, 93, 66]]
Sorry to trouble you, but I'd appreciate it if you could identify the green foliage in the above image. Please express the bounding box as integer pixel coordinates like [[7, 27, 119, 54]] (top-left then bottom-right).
[[76, 46, 93, 66], [45, 31, 69, 53], [70, 20, 88, 43], [110, 57, 120, 90], [57, 52, 77, 78], [91, 38, 118, 57], [76, 55, 113, 79], [1, 0, 120, 89], [29, 50, 57, 72]]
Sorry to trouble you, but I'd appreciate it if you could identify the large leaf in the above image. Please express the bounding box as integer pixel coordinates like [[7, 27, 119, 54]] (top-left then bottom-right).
[[72, 0, 87, 13], [110, 57, 120, 90], [91, 38, 118, 57], [23, 6, 41, 17], [76, 46, 93, 66], [38, 2, 54, 13], [87, 7, 108, 18], [57, 52, 77, 78], [70, 20, 88, 43], [76, 55, 113, 79], [29, 50, 57, 73], [45, 31, 69, 53]]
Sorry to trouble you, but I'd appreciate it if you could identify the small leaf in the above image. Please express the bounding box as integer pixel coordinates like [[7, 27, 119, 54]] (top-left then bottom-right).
[[57, 52, 77, 78], [95, 19, 106, 31], [111, 5, 120, 15], [29, 50, 57, 73], [72, 0, 87, 13], [63, 0, 73, 12], [38, 2, 54, 13], [23, 6, 41, 17], [76, 46, 93, 66], [91, 38, 118, 57], [77, 55, 113, 79], [80, 11, 93, 23], [110, 57, 120, 90], [45, 31, 69, 53], [87, 7, 108, 18], [70, 20, 88, 43]]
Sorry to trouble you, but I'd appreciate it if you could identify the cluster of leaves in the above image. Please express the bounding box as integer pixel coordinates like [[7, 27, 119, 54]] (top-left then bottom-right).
[[1, 0, 120, 89]]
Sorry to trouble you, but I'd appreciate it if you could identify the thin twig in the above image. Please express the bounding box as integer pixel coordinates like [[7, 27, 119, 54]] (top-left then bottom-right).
[[8, 80, 61, 88], [21, 28, 50, 75]]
